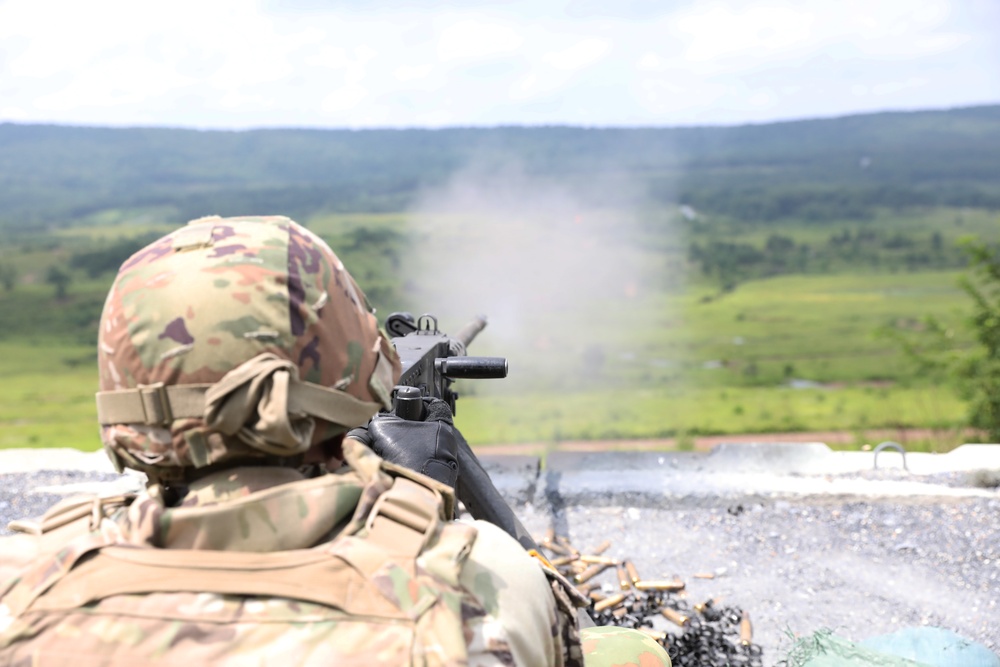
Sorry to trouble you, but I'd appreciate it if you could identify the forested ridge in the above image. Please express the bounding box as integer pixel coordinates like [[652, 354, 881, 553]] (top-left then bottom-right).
[[1, 104, 998, 228]]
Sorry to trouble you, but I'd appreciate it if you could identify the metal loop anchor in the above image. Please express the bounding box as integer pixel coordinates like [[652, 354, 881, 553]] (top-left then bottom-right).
[[873, 441, 909, 471]]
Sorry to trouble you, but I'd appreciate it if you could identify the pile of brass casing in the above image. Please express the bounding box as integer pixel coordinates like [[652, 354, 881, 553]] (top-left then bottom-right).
[[536, 533, 760, 667]]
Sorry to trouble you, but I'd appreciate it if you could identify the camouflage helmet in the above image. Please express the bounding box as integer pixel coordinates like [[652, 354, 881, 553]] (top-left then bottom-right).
[[96, 215, 400, 481]]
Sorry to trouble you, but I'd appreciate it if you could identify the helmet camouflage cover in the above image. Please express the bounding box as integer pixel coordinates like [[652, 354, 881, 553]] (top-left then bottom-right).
[[96, 215, 400, 480]]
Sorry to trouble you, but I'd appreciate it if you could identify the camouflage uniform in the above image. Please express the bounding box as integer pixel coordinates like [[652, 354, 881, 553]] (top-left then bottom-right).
[[0, 440, 575, 665], [0, 216, 668, 666]]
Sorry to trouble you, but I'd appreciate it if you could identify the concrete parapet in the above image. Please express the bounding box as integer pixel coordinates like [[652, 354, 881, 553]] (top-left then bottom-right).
[[2, 442, 999, 508]]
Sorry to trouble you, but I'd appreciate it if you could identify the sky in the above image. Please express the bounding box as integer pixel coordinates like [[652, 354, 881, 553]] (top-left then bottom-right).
[[0, 0, 998, 129]]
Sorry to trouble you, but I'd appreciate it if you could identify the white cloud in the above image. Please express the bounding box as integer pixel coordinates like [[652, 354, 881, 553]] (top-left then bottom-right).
[[543, 38, 610, 71], [871, 76, 929, 96], [747, 90, 775, 108], [33, 62, 194, 111], [436, 18, 524, 62], [675, 4, 816, 63], [321, 84, 369, 113], [510, 72, 540, 100], [394, 64, 434, 82], [0, 0, 995, 128], [304, 46, 354, 71], [0, 106, 29, 120], [636, 52, 665, 71]]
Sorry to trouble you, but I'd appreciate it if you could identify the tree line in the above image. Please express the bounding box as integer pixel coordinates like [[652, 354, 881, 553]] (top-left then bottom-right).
[[1, 105, 998, 229], [688, 228, 963, 290]]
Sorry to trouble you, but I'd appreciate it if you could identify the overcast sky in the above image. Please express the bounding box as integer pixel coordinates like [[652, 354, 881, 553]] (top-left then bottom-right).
[[1, 0, 997, 129]]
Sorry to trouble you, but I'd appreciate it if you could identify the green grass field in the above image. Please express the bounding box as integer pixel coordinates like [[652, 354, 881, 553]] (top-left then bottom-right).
[[455, 386, 969, 452], [0, 206, 991, 454], [0, 341, 102, 450], [0, 269, 978, 453], [452, 270, 975, 450]]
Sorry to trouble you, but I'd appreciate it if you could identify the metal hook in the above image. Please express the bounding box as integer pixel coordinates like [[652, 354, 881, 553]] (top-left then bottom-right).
[[873, 441, 909, 471]]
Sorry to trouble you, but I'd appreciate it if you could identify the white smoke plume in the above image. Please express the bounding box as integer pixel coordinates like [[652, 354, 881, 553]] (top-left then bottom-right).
[[403, 157, 677, 394]]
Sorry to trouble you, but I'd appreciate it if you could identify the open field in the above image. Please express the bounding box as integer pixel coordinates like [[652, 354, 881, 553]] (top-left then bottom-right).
[[455, 386, 968, 450], [450, 267, 979, 451], [0, 199, 996, 454], [0, 256, 982, 453], [0, 341, 100, 450]]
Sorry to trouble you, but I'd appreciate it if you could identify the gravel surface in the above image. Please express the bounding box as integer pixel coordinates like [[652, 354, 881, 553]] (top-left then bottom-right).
[[514, 452, 1000, 664], [534, 497, 1000, 663], [2, 456, 999, 666], [0, 471, 127, 528]]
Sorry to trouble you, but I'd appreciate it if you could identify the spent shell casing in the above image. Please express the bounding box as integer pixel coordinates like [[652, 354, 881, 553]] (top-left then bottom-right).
[[638, 628, 667, 643], [612, 607, 628, 619], [588, 590, 606, 602], [739, 611, 753, 645], [550, 555, 577, 567], [556, 535, 580, 557], [692, 572, 715, 580], [695, 597, 722, 615], [635, 579, 686, 592], [543, 540, 570, 556], [575, 582, 596, 595], [579, 555, 618, 566], [661, 608, 690, 627], [592, 539, 611, 555], [617, 564, 631, 590], [544, 527, 555, 543], [593, 593, 628, 613], [625, 560, 641, 584], [574, 563, 611, 584]]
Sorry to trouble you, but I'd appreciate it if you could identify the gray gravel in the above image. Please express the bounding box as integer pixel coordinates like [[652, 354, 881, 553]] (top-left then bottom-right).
[[0, 470, 126, 526], [535, 497, 1000, 664], [2, 445, 999, 666], [508, 448, 1000, 663]]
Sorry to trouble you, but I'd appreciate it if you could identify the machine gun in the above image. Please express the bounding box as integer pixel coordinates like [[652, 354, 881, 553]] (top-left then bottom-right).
[[385, 312, 507, 417], [384, 312, 536, 550]]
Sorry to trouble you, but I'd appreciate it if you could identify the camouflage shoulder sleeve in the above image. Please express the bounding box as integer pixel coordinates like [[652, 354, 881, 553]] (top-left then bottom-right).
[[0, 535, 37, 595], [459, 520, 561, 666]]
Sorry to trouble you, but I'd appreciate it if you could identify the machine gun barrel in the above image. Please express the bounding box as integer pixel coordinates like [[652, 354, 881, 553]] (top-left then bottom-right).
[[453, 315, 488, 349]]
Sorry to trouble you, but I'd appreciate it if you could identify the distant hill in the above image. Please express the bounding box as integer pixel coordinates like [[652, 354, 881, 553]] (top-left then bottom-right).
[[1, 105, 998, 228]]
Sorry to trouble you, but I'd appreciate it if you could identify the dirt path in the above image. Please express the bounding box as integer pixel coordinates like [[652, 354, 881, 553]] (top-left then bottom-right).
[[476, 427, 984, 455]]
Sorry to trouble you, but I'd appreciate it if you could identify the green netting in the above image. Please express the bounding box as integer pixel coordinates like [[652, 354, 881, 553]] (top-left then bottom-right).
[[862, 627, 1000, 667], [781, 630, 934, 667]]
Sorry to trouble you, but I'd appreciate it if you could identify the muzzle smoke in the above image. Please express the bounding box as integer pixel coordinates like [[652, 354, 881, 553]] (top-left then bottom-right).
[[403, 159, 677, 394]]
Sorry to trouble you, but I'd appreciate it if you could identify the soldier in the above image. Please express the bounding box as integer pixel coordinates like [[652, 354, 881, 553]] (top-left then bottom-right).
[[0, 215, 669, 666]]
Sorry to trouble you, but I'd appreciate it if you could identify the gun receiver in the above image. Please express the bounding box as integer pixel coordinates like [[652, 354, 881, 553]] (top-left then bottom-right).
[[386, 312, 507, 416], [385, 312, 535, 550]]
